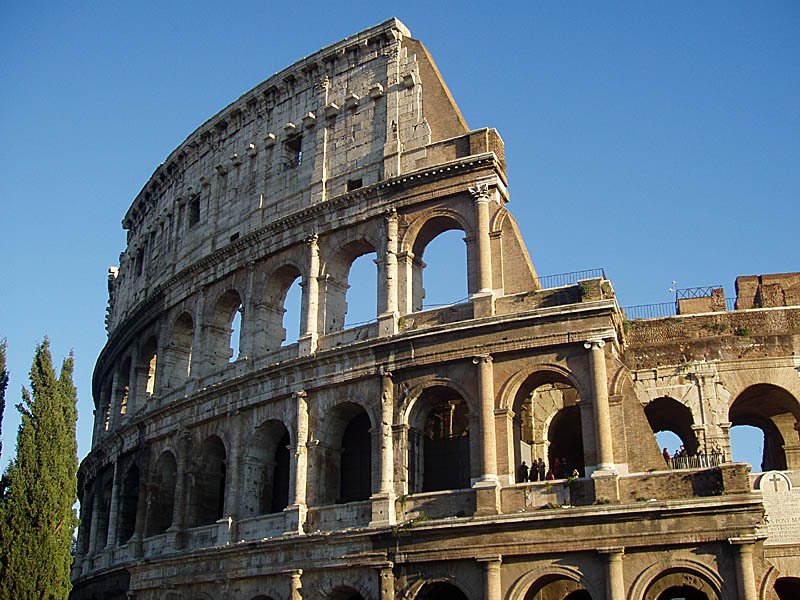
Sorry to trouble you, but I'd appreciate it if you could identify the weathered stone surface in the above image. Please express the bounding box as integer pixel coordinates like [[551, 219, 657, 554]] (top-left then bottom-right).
[[72, 18, 800, 600]]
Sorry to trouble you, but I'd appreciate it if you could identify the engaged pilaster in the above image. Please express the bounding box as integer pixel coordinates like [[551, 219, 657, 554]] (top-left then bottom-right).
[[378, 209, 399, 336], [289, 569, 303, 600], [599, 547, 625, 600], [104, 459, 122, 550], [584, 339, 616, 474], [299, 234, 320, 355], [469, 183, 493, 295], [730, 536, 758, 600], [371, 369, 397, 526], [473, 354, 500, 515], [286, 390, 309, 534], [378, 562, 395, 600], [478, 555, 503, 600]]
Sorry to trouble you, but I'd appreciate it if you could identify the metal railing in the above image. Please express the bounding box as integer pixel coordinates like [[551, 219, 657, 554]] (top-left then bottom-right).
[[623, 302, 677, 320], [675, 285, 722, 299], [535, 268, 606, 290]]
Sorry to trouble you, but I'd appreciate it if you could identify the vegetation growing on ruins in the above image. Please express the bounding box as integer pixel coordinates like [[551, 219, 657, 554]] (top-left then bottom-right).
[[0, 339, 78, 599]]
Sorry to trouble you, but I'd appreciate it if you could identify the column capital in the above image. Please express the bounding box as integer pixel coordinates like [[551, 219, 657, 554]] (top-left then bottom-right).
[[292, 389, 307, 400], [384, 207, 398, 222], [598, 546, 625, 556], [728, 535, 761, 546], [469, 182, 491, 202], [477, 554, 503, 565], [473, 354, 493, 365], [584, 339, 607, 350], [304, 233, 319, 247]]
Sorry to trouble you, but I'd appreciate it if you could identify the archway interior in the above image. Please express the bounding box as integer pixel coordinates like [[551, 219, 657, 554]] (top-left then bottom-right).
[[775, 576, 800, 600], [208, 289, 243, 368], [656, 431, 683, 460], [512, 374, 583, 481], [409, 386, 471, 493], [339, 411, 372, 502], [242, 421, 290, 517], [523, 575, 591, 600], [282, 277, 302, 345], [729, 384, 800, 471], [146, 451, 176, 536], [230, 308, 242, 361], [170, 312, 194, 383], [416, 581, 469, 600], [645, 397, 700, 456], [190, 436, 227, 527], [729, 425, 764, 471], [344, 251, 378, 328], [118, 464, 139, 543], [656, 585, 708, 600], [410, 217, 468, 312]]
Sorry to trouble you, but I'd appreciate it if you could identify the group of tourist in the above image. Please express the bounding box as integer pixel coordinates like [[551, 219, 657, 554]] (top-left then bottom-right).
[[517, 457, 579, 482], [662, 444, 726, 469]]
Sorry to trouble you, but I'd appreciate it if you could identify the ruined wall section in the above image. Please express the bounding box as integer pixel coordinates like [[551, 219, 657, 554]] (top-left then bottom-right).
[[105, 18, 474, 335]]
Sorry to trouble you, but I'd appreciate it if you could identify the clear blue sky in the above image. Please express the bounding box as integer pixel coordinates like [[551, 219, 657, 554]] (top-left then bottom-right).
[[1, 2, 797, 471]]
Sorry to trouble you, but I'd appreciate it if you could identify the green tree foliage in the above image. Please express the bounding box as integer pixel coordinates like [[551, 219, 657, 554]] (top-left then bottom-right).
[[0, 339, 78, 600], [0, 339, 7, 458]]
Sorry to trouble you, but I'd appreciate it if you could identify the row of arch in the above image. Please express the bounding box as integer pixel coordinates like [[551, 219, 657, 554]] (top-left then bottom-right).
[[96, 206, 492, 439], [645, 383, 800, 471]]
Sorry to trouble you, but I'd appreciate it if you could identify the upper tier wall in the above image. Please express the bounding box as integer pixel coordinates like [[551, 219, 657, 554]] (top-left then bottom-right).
[[106, 17, 472, 334]]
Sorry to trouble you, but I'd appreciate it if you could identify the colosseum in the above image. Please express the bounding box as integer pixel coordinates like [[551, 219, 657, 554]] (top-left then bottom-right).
[[71, 18, 800, 600]]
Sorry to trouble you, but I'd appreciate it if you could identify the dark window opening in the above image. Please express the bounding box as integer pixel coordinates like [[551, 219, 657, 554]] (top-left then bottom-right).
[[339, 412, 372, 502], [284, 135, 303, 170], [188, 196, 201, 227], [134, 248, 144, 277], [269, 430, 291, 513], [346, 178, 363, 192], [229, 232, 239, 243]]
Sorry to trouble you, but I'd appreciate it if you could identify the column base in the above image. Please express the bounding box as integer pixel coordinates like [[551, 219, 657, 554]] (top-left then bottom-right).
[[473, 477, 501, 516], [217, 515, 236, 545], [298, 333, 318, 356], [378, 312, 398, 337], [590, 469, 620, 503], [283, 503, 307, 535], [471, 291, 495, 318], [369, 492, 397, 527], [130, 533, 144, 558]]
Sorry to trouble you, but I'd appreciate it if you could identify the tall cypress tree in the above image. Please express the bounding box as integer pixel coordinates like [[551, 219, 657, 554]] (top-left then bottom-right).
[[0, 339, 7, 459], [0, 339, 78, 600]]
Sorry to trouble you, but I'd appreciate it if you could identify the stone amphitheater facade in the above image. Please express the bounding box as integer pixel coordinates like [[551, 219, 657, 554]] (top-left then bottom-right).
[[72, 18, 800, 600]]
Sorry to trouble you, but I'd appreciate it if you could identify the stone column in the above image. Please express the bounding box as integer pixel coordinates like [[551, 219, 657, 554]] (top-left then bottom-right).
[[474, 355, 498, 480], [378, 563, 395, 600], [286, 390, 309, 533], [599, 547, 625, 600], [240, 261, 255, 359], [300, 234, 320, 355], [190, 287, 206, 384], [379, 209, 399, 336], [290, 569, 303, 600], [171, 432, 191, 534], [371, 370, 396, 526], [131, 465, 148, 557], [469, 182, 493, 295], [730, 537, 758, 600], [87, 485, 102, 556], [126, 344, 139, 415], [584, 339, 615, 472], [104, 459, 122, 549], [108, 371, 121, 431], [478, 556, 502, 600]]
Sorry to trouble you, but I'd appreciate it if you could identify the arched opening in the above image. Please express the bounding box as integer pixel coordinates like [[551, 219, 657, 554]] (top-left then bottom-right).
[[523, 575, 592, 600], [328, 587, 365, 600], [98, 377, 112, 434], [729, 384, 800, 471], [645, 397, 700, 458], [512, 373, 584, 482], [340, 411, 372, 502], [729, 425, 764, 471], [146, 451, 176, 537], [656, 431, 684, 464], [344, 251, 378, 328], [261, 265, 303, 352], [408, 386, 471, 493], [117, 357, 131, 417], [189, 436, 227, 527], [242, 420, 291, 517], [207, 289, 243, 369], [168, 312, 194, 386], [118, 463, 139, 544], [656, 586, 707, 600], [775, 577, 800, 600], [322, 240, 378, 333], [94, 478, 113, 551], [409, 218, 468, 313], [416, 581, 469, 600], [548, 406, 584, 479], [643, 570, 719, 600], [315, 402, 372, 505], [138, 336, 158, 403]]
